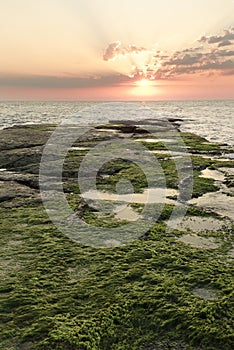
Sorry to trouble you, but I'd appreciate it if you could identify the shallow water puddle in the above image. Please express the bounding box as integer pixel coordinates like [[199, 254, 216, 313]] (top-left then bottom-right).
[[220, 167, 234, 176], [113, 204, 140, 221], [82, 187, 178, 204], [135, 138, 175, 143], [177, 233, 220, 249], [168, 216, 229, 232], [200, 168, 225, 182], [95, 128, 119, 133], [148, 150, 189, 157], [189, 192, 234, 220], [223, 153, 234, 159], [192, 287, 219, 300], [70, 146, 88, 151]]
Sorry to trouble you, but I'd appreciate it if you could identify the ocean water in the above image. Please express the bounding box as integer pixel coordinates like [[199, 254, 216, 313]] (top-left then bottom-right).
[[0, 100, 233, 146]]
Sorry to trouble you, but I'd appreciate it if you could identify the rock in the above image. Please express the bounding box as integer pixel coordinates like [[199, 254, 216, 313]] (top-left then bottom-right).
[[0, 170, 39, 189], [0, 124, 54, 151], [74, 198, 98, 218], [110, 118, 180, 130], [0, 180, 38, 202], [95, 123, 137, 133], [0, 146, 43, 173], [0, 125, 55, 174], [167, 117, 183, 123]]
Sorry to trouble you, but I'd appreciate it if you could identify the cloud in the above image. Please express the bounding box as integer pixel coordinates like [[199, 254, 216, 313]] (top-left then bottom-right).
[[0, 74, 132, 89], [163, 53, 203, 66], [113, 28, 234, 81], [7, 27, 234, 90], [199, 28, 234, 45], [103, 41, 122, 61], [3, 29, 234, 91], [218, 40, 232, 47], [219, 50, 234, 56], [152, 50, 234, 79], [103, 41, 147, 61]]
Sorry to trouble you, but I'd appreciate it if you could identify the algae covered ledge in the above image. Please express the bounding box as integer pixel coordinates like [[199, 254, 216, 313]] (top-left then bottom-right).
[[0, 120, 233, 350]]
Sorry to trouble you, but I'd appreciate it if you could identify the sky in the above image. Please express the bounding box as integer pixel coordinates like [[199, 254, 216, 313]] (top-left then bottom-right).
[[0, 0, 234, 100]]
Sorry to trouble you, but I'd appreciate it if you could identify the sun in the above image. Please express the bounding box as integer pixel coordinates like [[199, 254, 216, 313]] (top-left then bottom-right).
[[137, 79, 149, 87], [131, 78, 159, 98]]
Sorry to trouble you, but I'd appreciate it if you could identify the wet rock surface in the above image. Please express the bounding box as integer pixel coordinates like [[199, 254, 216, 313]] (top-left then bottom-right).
[[0, 124, 55, 151], [0, 122, 234, 350], [1, 123, 233, 249], [0, 170, 39, 189], [0, 180, 37, 202], [1, 122, 233, 242]]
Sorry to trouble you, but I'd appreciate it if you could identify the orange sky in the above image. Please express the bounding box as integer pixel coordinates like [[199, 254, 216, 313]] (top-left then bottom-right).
[[0, 0, 234, 100]]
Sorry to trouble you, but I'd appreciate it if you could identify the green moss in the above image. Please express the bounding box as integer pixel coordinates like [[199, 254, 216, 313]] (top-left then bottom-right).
[[0, 201, 233, 350], [140, 141, 168, 151], [192, 171, 218, 198], [96, 160, 149, 193], [180, 133, 221, 154], [0, 123, 233, 350]]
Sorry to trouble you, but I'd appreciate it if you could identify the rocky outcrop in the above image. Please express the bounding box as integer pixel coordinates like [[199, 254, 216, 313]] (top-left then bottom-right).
[[0, 170, 39, 189], [0, 179, 39, 204]]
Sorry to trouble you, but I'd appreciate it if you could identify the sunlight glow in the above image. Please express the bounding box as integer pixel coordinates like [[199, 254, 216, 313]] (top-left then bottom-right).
[[131, 79, 159, 98], [137, 79, 149, 87]]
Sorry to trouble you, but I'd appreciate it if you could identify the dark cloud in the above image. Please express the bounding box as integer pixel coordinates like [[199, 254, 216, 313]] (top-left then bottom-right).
[[0, 74, 131, 89], [218, 40, 232, 47], [152, 53, 234, 79], [219, 50, 234, 57], [103, 41, 147, 61], [163, 53, 203, 66], [126, 28, 234, 81], [199, 28, 234, 45]]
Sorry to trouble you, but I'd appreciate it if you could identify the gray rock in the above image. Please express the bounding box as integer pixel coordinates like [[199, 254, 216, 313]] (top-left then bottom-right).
[[0, 180, 38, 202]]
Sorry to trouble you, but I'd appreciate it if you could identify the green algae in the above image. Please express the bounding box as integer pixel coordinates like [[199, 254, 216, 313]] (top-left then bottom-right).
[[0, 124, 234, 350], [0, 201, 233, 350]]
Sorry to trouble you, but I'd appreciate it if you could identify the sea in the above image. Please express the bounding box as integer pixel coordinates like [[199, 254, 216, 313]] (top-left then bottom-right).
[[0, 100, 233, 146]]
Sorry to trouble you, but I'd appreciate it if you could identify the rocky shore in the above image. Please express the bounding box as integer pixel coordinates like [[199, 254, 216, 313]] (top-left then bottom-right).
[[0, 122, 233, 350]]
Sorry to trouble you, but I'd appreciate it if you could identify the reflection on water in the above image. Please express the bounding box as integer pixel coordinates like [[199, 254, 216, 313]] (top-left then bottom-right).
[[200, 168, 225, 182], [113, 205, 140, 222], [168, 216, 230, 233], [192, 287, 219, 300], [177, 233, 220, 249], [189, 192, 234, 221], [135, 138, 175, 143], [82, 187, 178, 204]]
